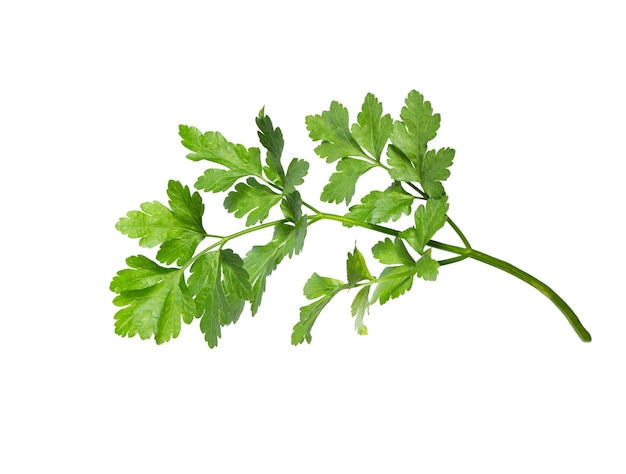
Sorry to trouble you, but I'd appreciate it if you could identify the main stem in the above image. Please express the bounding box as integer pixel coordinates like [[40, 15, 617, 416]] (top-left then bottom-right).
[[428, 241, 592, 342], [314, 212, 591, 342], [470, 248, 591, 342]]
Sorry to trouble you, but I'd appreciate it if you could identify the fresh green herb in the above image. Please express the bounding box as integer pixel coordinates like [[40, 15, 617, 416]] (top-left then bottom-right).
[[111, 90, 592, 348]]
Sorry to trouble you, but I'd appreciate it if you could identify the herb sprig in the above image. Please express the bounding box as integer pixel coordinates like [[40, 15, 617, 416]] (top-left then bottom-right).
[[111, 90, 592, 347]]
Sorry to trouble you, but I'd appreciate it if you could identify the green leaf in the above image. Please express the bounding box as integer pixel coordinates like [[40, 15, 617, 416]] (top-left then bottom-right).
[[346, 246, 374, 287], [188, 252, 225, 348], [389, 121, 421, 172], [291, 273, 346, 345], [111, 255, 195, 344], [351, 93, 393, 160], [291, 297, 333, 345], [111, 255, 171, 292], [283, 158, 309, 194], [220, 249, 253, 300], [223, 177, 282, 226], [166, 180, 204, 229], [387, 90, 441, 184], [188, 250, 250, 348], [195, 168, 251, 193], [321, 158, 375, 205], [156, 238, 203, 268], [303, 273, 346, 300], [115, 180, 206, 266], [256, 108, 285, 183], [305, 101, 366, 162], [280, 191, 303, 223], [386, 145, 421, 182], [370, 264, 417, 305], [421, 147, 455, 198], [116, 201, 178, 248], [279, 160, 308, 222], [244, 220, 307, 315], [351, 286, 370, 335], [273, 219, 308, 258], [345, 183, 414, 225], [393, 90, 440, 161], [415, 249, 439, 281], [179, 125, 263, 177], [372, 238, 415, 266], [243, 245, 282, 316], [401, 195, 449, 254]]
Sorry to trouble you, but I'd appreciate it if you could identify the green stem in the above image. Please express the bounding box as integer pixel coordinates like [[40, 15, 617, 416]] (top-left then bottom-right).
[[445, 217, 471, 249], [427, 241, 591, 342], [303, 201, 322, 214], [182, 218, 287, 271], [438, 254, 470, 266], [312, 212, 399, 237], [469, 248, 591, 342]]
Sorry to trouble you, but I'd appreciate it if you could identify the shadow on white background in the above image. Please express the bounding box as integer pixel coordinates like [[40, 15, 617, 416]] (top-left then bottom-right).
[[1, 1, 624, 472]]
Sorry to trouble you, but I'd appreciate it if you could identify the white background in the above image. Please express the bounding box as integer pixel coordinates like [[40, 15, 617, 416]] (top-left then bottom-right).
[[2, 1, 625, 472]]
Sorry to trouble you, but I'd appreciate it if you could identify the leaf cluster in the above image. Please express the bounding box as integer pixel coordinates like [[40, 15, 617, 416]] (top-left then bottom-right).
[[112, 90, 458, 348]]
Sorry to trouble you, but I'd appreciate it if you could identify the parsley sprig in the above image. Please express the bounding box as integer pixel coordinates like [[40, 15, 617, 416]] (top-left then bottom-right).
[[111, 90, 592, 348]]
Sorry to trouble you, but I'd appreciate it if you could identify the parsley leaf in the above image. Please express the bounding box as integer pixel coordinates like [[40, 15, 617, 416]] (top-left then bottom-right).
[[370, 264, 417, 305], [179, 125, 263, 192], [372, 238, 414, 265], [370, 238, 418, 304], [115, 203, 175, 248], [346, 183, 414, 224], [244, 245, 282, 315], [111, 255, 195, 344], [387, 90, 442, 189], [179, 126, 263, 174], [401, 195, 449, 254], [309, 93, 394, 203], [415, 249, 439, 281], [421, 147, 455, 198], [392, 90, 440, 161], [387, 146, 455, 198], [256, 107, 285, 184], [272, 220, 308, 258], [305, 101, 366, 162], [346, 247, 373, 335], [223, 177, 282, 226], [188, 249, 251, 348], [350, 93, 393, 160], [351, 286, 370, 335], [346, 246, 374, 287], [244, 220, 307, 315], [115, 180, 206, 266], [386, 145, 422, 182], [321, 158, 375, 205], [220, 249, 253, 301], [194, 168, 250, 193], [293, 247, 375, 343], [291, 273, 347, 345], [303, 273, 346, 299], [188, 252, 226, 348], [291, 298, 333, 345], [280, 191, 303, 223], [283, 158, 309, 194]]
